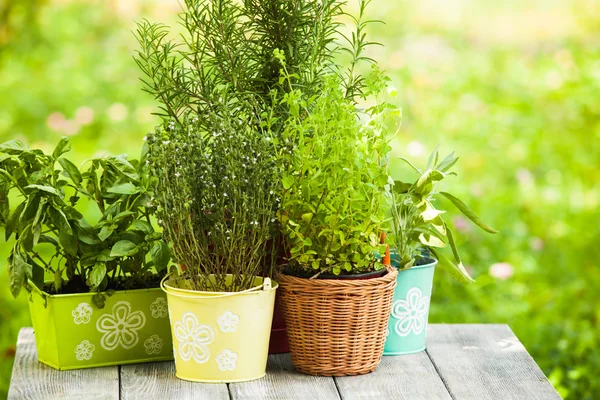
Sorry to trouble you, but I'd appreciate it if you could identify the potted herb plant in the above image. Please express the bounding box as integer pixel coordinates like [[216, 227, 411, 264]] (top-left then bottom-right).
[[0, 137, 173, 370], [133, 0, 349, 355], [384, 149, 497, 355], [145, 98, 279, 382], [274, 46, 401, 374]]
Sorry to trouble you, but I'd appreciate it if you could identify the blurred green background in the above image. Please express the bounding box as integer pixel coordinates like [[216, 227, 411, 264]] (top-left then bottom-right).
[[1, 0, 599, 398]]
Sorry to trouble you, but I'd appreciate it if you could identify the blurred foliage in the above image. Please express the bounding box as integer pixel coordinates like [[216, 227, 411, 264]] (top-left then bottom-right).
[[0, 0, 598, 399]]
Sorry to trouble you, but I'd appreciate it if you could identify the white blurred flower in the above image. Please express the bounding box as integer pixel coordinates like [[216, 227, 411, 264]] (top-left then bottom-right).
[[106, 103, 128, 122], [74, 106, 94, 125], [489, 262, 514, 280], [407, 140, 425, 157]]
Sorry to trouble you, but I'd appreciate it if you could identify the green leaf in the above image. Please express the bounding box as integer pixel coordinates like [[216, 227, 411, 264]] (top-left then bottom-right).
[[48, 206, 73, 235], [58, 230, 79, 256], [150, 241, 170, 272], [282, 175, 294, 190], [52, 137, 71, 159], [92, 293, 107, 309], [98, 225, 115, 241], [5, 202, 25, 240], [8, 252, 28, 298], [398, 157, 422, 174], [110, 240, 139, 257], [131, 220, 153, 234], [73, 219, 100, 244], [96, 249, 115, 262], [88, 262, 106, 289], [432, 249, 475, 284], [38, 234, 59, 247], [439, 192, 498, 233], [426, 145, 440, 170], [415, 170, 445, 194], [108, 183, 139, 195], [0, 140, 26, 154], [301, 212, 313, 222], [445, 225, 462, 265], [114, 211, 136, 221], [109, 156, 139, 181], [24, 185, 59, 195], [436, 152, 458, 172], [58, 158, 82, 185], [392, 180, 412, 194]]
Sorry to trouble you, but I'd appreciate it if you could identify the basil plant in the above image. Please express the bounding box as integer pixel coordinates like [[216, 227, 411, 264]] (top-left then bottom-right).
[[389, 149, 497, 283], [0, 137, 170, 301]]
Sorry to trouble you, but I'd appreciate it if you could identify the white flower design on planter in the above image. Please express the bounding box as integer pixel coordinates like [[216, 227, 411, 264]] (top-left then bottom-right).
[[72, 302, 93, 325], [150, 297, 168, 318], [217, 311, 239, 333], [75, 340, 95, 361], [391, 287, 430, 337], [174, 312, 214, 363], [216, 349, 238, 371], [96, 301, 146, 350], [144, 334, 164, 355]]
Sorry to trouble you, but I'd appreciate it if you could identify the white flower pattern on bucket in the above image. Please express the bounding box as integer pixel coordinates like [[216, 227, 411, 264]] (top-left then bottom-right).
[[174, 313, 214, 363], [72, 302, 93, 325], [75, 340, 95, 361], [150, 297, 168, 318], [391, 287, 430, 337], [217, 311, 239, 333], [96, 301, 146, 350], [144, 334, 164, 355], [216, 349, 238, 371]]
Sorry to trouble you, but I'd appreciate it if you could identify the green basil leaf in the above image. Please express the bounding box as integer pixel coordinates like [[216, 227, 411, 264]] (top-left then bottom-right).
[[48, 206, 73, 235], [5, 202, 25, 240], [98, 225, 115, 241], [150, 241, 170, 272], [110, 240, 139, 257], [109, 156, 139, 181], [108, 183, 139, 195], [87, 262, 107, 289], [0, 140, 27, 155], [58, 230, 79, 256], [58, 158, 82, 185], [130, 220, 153, 234], [8, 251, 28, 298], [24, 184, 59, 196], [52, 137, 71, 159]]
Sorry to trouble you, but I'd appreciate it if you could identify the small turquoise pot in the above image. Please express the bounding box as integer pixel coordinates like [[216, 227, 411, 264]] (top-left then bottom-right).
[[383, 253, 437, 355]]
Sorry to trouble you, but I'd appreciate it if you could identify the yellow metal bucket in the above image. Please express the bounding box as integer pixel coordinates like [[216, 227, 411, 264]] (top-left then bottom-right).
[[162, 275, 277, 383]]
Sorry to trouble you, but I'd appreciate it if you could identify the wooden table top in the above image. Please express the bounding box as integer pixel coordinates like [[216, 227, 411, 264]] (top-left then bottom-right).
[[8, 324, 561, 399]]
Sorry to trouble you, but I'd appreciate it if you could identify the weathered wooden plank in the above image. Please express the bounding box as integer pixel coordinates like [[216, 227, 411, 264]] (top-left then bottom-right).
[[229, 353, 340, 400], [426, 324, 562, 400], [335, 351, 452, 400], [7, 328, 119, 400], [120, 361, 229, 400]]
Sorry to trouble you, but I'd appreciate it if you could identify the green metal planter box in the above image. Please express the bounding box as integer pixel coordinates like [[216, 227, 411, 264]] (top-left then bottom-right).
[[28, 286, 174, 370]]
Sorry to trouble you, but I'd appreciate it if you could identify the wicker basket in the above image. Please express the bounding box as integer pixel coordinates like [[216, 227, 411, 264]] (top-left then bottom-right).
[[277, 266, 398, 376]]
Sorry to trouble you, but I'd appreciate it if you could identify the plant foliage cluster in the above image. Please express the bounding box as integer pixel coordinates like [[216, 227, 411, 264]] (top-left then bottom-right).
[[1, 1, 599, 398], [0, 137, 169, 301], [388, 148, 497, 282]]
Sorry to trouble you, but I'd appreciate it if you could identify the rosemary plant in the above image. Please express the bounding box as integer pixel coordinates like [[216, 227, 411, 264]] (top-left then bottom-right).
[[133, 0, 377, 127]]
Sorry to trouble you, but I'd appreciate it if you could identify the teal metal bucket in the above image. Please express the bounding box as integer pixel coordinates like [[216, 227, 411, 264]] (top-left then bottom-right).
[[383, 255, 437, 355]]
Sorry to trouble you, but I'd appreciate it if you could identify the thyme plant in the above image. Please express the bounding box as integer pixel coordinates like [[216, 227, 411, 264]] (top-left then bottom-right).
[[145, 98, 280, 292], [389, 149, 497, 283]]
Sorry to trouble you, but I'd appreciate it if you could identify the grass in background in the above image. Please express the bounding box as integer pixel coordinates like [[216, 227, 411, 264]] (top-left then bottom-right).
[[0, 0, 598, 398]]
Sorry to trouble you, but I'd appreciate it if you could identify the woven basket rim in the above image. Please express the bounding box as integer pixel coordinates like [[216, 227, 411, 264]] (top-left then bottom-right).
[[276, 265, 397, 288]]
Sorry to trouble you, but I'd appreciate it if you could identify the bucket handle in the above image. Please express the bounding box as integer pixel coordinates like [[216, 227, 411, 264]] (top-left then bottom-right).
[[160, 274, 272, 299]]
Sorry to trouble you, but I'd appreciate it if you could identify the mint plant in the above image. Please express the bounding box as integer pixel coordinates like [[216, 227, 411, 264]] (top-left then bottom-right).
[[0, 137, 170, 299], [389, 148, 497, 283]]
